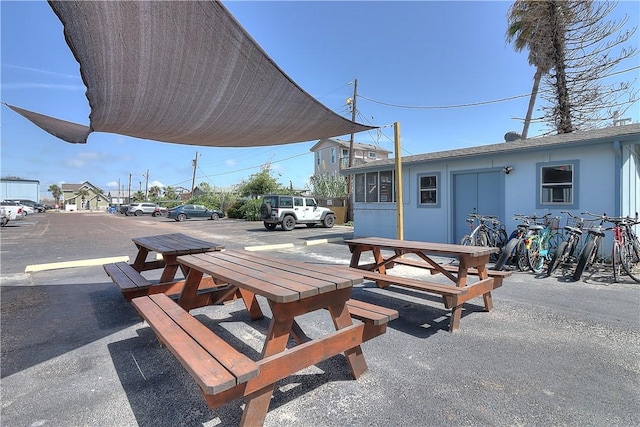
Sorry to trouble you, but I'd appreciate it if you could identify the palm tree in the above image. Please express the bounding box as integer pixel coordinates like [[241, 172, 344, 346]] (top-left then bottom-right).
[[48, 184, 62, 208], [148, 185, 162, 200], [506, 1, 555, 139], [76, 188, 90, 210]]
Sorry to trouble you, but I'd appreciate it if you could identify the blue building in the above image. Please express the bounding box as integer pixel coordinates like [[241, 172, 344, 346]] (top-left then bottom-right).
[[0, 178, 40, 202]]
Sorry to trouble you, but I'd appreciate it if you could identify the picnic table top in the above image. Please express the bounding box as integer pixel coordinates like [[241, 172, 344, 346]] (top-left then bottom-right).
[[345, 236, 498, 257], [177, 249, 363, 303], [132, 233, 224, 255]]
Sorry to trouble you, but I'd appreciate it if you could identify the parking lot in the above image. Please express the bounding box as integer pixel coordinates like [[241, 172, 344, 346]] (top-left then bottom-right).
[[1, 211, 638, 426]]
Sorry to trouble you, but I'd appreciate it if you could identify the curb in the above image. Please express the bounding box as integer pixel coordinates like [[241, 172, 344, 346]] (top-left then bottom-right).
[[25, 256, 130, 273], [304, 237, 344, 246], [244, 243, 294, 252]]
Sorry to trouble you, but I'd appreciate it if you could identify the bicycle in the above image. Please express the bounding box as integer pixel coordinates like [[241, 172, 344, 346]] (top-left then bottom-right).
[[620, 217, 640, 283], [546, 211, 584, 277], [460, 214, 508, 259], [572, 212, 608, 282], [525, 213, 563, 274], [614, 214, 640, 283], [494, 214, 532, 271], [460, 214, 506, 247]]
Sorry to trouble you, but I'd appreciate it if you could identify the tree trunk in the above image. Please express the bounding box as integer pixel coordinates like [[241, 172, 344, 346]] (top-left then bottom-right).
[[548, 0, 573, 134], [522, 67, 543, 139]]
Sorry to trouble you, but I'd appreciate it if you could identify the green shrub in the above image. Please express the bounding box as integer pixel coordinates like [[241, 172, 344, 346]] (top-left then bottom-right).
[[226, 200, 245, 219]]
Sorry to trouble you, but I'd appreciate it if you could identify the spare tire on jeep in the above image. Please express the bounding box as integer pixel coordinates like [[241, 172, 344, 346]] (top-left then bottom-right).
[[260, 202, 271, 219]]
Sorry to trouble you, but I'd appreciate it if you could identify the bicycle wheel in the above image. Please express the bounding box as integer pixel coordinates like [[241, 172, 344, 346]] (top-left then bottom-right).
[[476, 230, 489, 247], [573, 240, 596, 282], [528, 237, 544, 274], [460, 235, 472, 246], [620, 240, 640, 283], [612, 242, 622, 283], [516, 240, 529, 271], [546, 240, 568, 277], [496, 228, 508, 249], [494, 238, 518, 270]]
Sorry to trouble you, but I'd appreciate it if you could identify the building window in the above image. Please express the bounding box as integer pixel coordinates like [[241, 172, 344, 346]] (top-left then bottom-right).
[[354, 171, 395, 203], [330, 148, 336, 163], [355, 174, 365, 202], [368, 151, 377, 159], [418, 174, 438, 206], [316, 152, 320, 166], [540, 162, 575, 205]]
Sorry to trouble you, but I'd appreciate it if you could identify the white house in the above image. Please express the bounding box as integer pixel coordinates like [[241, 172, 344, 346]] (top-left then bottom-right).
[[342, 123, 640, 249], [310, 138, 390, 176]]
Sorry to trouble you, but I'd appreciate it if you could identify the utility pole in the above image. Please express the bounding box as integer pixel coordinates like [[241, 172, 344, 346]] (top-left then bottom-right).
[[191, 151, 199, 195], [346, 78, 358, 221], [128, 173, 131, 204], [144, 169, 149, 200]]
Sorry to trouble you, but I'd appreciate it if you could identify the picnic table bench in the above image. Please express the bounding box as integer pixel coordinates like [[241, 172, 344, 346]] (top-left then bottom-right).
[[345, 237, 506, 332], [131, 249, 397, 426]]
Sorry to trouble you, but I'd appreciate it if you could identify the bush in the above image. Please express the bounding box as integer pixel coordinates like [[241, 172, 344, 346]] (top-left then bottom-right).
[[243, 199, 262, 221], [226, 201, 245, 219]]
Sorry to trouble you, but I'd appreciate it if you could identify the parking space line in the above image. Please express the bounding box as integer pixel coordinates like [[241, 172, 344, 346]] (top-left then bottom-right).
[[25, 256, 130, 273]]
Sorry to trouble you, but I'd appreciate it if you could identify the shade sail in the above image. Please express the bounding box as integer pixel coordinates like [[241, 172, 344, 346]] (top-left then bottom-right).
[[8, 1, 374, 146]]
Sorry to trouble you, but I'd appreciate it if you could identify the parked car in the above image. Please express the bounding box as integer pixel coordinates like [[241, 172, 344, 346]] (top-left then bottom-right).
[[14, 199, 45, 213], [166, 204, 224, 221], [152, 206, 168, 217], [126, 203, 159, 216], [3, 200, 29, 217], [260, 195, 336, 231], [119, 204, 132, 214]]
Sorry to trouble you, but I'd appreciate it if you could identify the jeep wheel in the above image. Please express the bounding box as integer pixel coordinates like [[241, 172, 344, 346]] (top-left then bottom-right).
[[264, 222, 277, 230], [260, 203, 271, 220], [281, 215, 296, 231], [322, 214, 335, 228]]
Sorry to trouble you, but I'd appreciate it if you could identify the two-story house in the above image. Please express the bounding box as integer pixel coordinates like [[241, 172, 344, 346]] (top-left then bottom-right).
[[310, 138, 390, 176], [61, 181, 110, 211]]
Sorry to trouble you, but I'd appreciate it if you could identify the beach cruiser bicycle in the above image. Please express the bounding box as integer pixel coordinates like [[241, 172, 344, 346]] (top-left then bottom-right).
[[494, 214, 533, 271], [460, 214, 508, 259], [525, 213, 563, 274], [546, 211, 585, 277]]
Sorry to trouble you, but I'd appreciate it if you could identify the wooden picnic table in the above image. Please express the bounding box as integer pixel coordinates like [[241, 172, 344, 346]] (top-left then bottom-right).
[[131, 233, 224, 282], [345, 237, 506, 332], [131, 249, 397, 426], [104, 233, 224, 302]]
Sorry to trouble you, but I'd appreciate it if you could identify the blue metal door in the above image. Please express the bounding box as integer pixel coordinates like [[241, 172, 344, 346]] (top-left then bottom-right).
[[453, 171, 504, 243]]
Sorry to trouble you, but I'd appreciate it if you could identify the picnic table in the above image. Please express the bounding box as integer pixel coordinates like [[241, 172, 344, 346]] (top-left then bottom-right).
[[131, 249, 397, 426], [345, 237, 509, 332], [104, 233, 224, 301]]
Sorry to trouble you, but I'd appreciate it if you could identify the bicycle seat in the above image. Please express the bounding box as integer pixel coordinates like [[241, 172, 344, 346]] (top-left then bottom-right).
[[529, 225, 544, 231], [564, 226, 583, 235], [586, 229, 605, 237]]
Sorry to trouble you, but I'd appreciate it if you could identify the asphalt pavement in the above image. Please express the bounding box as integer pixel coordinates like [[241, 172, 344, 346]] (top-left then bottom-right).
[[1, 211, 638, 426]]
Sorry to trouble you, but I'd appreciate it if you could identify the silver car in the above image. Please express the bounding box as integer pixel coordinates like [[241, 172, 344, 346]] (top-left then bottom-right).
[[126, 203, 158, 216]]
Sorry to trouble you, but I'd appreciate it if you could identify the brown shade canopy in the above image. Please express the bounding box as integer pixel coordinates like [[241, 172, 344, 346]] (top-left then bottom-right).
[[7, 1, 374, 146]]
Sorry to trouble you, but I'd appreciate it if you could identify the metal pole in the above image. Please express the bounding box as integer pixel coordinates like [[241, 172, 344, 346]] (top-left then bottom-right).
[[346, 78, 358, 221], [394, 122, 403, 240]]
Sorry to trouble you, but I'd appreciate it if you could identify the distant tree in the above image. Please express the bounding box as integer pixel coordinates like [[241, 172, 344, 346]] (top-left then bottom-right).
[[508, 0, 638, 135], [75, 188, 90, 209], [132, 190, 145, 202], [164, 186, 178, 201], [237, 165, 282, 198], [148, 185, 162, 199], [310, 172, 347, 198], [48, 184, 62, 207]]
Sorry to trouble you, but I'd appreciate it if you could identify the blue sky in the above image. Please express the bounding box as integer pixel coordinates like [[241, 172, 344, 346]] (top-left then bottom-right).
[[2, 1, 638, 200]]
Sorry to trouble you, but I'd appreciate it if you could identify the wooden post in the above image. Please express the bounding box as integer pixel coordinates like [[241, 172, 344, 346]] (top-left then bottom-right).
[[394, 122, 403, 240]]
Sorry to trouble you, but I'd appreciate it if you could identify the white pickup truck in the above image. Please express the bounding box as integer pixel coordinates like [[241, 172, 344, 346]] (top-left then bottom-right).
[[1, 202, 24, 227]]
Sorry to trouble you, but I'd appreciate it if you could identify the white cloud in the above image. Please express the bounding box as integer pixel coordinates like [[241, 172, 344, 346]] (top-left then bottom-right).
[[225, 159, 237, 166]]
